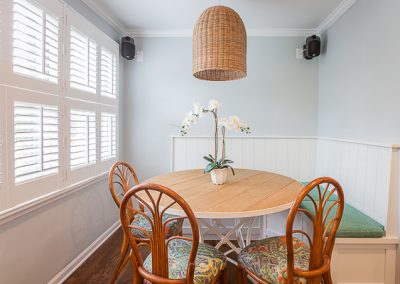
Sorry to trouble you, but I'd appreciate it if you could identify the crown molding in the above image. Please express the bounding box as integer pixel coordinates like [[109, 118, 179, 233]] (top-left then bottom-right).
[[81, 0, 127, 35], [82, 0, 358, 38], [127, 29, 193, 38], [127, 28, 316, 38], [247, 29, 316, 37], [316, 0, 359, 34]]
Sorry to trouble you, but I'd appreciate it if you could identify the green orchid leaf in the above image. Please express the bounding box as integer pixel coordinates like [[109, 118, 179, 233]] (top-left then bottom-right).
[[203, 156, 214, 163], [204, 163, 217, 173]]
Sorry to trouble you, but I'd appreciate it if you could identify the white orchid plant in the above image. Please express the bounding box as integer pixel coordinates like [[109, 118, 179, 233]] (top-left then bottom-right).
[[181, 100, 251, 175]]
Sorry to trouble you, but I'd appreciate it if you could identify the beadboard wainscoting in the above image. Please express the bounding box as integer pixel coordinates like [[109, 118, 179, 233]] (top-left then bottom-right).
[[171, 136, 317, 181], [316, 138, 393, 228], [171, 136, 397, 238]]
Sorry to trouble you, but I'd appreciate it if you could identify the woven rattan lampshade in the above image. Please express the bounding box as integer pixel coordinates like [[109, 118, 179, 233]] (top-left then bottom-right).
[[193, 5, 247, 81]]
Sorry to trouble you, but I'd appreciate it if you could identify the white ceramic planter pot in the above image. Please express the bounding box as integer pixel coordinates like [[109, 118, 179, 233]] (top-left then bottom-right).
[[210, 168, 228, 185]]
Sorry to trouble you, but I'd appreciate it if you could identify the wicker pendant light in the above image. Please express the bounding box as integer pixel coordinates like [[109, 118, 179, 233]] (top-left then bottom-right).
[[193, 5, 247, 81]]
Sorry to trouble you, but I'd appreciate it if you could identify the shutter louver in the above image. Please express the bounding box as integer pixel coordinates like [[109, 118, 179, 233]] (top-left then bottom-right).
[[70, 109, 96, 169], [13, 0, 59, 83], [101, 48, 117, 98], [14, 102, 59, 183], [70, 28, 97, 93], [101, 112, 116, 161]]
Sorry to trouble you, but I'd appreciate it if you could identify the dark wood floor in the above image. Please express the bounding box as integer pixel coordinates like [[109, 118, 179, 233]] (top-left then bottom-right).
[[65, 228, 251, 284]]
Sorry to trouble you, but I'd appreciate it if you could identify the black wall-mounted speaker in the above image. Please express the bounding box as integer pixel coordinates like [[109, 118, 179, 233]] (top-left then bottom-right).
[[303, 35, 321, 60], [121, 36, 135, 60]]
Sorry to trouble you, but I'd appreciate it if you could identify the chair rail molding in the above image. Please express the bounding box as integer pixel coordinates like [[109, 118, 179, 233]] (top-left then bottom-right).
[[0, 173, 108, 226]]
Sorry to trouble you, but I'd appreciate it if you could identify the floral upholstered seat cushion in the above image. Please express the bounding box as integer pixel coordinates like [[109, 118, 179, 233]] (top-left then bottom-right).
[[238, 236, 310, 284], [143, 239, 227, 284], [131, 213, 183, 239]]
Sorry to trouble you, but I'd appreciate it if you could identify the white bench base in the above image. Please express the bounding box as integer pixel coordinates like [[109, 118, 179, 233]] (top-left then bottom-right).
[[332, 238, 398, 284]]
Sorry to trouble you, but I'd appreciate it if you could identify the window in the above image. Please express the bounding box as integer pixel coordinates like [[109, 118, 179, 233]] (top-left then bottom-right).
[[14, 102, 59, 183], [70, 109, 96, 169], [101, 112, 116, 161], [70, 27, 97, 93], [13, 0, 59, 83], [0, 0, 119, 211], [101, 48, 117, 98]]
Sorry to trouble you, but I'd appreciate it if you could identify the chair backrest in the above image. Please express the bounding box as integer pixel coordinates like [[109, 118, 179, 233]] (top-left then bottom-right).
[[120, 183, 199, 284], [286, 177, 344, 283], [108, 161, 140, 208]]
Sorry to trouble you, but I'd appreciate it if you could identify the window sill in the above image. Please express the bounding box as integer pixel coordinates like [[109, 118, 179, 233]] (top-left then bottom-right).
[[0, 173, 108, 226]]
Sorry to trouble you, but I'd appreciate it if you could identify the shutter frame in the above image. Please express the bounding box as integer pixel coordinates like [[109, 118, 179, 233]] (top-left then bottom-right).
[[70, 108, 96, 170], [69, 27, 97, 95], [14, 101, 59, 184], [12, 0, 59, 84], [100, 111, 117, 161]]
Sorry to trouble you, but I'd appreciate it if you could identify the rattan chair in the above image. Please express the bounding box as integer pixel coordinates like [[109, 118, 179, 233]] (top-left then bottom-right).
[[120, 183, 228, 284], [108, 162, 184, 283], [238, 177, 344, 284]]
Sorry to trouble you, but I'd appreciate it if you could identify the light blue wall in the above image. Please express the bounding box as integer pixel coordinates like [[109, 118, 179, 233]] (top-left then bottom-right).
[[318, 0, 400, 144], [123, 37, 319, 179], [318, 1, 400, 281]]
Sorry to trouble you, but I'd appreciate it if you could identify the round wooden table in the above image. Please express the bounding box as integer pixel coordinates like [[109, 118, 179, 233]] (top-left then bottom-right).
[[145, 169, 303, 263]]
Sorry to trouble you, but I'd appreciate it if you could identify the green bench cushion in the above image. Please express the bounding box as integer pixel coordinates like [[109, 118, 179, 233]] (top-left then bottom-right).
[[300, 200, 385, 238], [301, 181, 338, 202]]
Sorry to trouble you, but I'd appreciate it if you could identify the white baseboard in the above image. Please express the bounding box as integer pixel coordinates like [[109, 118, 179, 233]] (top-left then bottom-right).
[[48, 220, 121, 284]]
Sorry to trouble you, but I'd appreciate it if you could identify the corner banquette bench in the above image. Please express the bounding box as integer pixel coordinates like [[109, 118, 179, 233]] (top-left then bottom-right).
[[297, 141, 400, 284], [301, 181, 385, 238]]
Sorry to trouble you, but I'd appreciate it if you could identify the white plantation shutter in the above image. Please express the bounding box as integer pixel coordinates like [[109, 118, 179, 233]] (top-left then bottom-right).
[[70, 109, 96, 169], [101, 48, 117, 98], [14, 102, 59, 183], [101, 112, 116, 161], [13, 0, 59, 83], [70, 27, 97, 93]]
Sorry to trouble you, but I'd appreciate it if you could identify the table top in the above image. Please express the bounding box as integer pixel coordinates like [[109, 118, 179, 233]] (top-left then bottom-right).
[[144, 169, 303, 219]]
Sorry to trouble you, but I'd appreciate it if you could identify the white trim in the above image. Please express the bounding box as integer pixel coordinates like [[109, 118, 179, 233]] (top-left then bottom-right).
[[170, 135, 316, 139], [316, 0, 359, 34], [127, 28, 317, 38], [171, 135, 396, 148], [80, 0, 127, 35], [335, 237, 399, 245], [79, 0, 357, 38], [0, 173, 107, 226], [317, 136, 393, 148], [48, 220, 120, 284]]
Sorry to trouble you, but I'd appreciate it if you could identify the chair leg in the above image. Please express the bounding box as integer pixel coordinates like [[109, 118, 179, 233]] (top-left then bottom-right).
[[132, 258, 143, 284], [219, 267, 228, 284], [237, 265, 247, 284], [322, 271, 333, 284], [110, 235, 130, 284]]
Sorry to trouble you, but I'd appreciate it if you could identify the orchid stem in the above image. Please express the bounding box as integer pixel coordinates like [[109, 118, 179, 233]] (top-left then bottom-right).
[[222, 126, 226, 161], [213, 110, 218, 163]]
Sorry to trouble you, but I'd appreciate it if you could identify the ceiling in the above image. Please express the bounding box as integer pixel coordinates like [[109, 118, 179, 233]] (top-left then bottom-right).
[[82, 0, 357, 36]]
